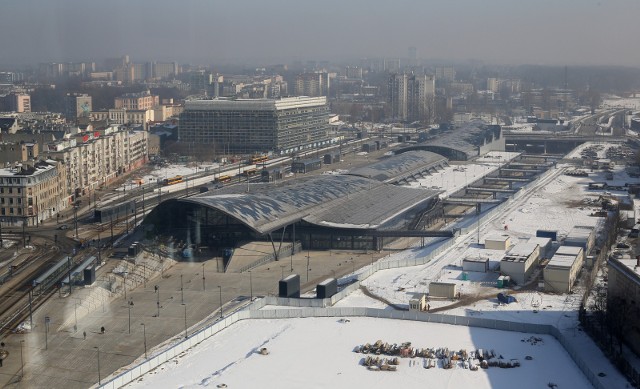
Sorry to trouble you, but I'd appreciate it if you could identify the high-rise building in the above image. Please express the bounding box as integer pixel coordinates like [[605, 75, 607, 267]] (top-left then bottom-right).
[[388, 73, 435, 123], [345, 66, 363, 80], [294, 72, 330, 97], [153, 62, 180, 80], [435, 67, 456, 83], [178, 97, 331, 155], [6, 93, 31, 113], [65, 93, 92, 120]]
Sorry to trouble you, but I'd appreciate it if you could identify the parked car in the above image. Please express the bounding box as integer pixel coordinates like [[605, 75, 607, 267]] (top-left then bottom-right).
[[57, 224, 69, 230]]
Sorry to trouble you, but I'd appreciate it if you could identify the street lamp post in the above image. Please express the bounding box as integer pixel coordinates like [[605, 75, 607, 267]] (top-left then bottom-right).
[[202, 263, 206, 291], [94, 346, 101, 385], [180, 274, 184, 304], [67, 255, 73, 296], [249, 271, 253, 301], [217, 286, 223, 319], [182, 304, 187, 339], [74, 205, 78, 239], [74, 300, 78, 332], [156, 286, 160, 317], [20, 340, 24, 379], [128, 300, 133, 334], [141, 323, 147, 359]]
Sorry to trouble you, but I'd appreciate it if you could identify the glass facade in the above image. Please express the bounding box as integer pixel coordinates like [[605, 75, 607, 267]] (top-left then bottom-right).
[[178, 97, 331, 154]]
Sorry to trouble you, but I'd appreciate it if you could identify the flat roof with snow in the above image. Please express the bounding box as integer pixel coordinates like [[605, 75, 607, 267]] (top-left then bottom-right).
[[555, 246, 583, 256], [506, 243, 539, 258]]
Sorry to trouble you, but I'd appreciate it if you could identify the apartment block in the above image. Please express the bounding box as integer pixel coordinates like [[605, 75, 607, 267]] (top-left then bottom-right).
[[0, 160, 67, 226]]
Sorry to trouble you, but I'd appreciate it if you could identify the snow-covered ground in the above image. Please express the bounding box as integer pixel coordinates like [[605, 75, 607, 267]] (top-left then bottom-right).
[[405, 151, 520, 197], [602, 96, 640, 110], [113, 143, 634, 388], [123, 317, 591, 389]]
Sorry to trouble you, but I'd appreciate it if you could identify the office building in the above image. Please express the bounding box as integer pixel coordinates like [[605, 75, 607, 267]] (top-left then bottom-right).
[[178, 97, 331, 155]]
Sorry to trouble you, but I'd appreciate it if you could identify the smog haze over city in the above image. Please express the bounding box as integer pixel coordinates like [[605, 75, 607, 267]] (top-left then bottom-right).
[[1, 0, 639, 66]]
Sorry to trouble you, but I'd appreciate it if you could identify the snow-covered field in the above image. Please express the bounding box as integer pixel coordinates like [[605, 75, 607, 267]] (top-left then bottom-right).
[[124, 317, 590, 389]]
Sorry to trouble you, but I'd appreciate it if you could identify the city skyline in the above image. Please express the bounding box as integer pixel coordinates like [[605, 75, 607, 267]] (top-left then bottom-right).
[[1, 0, 639, 67]]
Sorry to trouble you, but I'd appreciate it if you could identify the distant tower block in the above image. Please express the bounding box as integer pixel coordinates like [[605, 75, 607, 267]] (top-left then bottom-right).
[[279, 274, 300, 298]]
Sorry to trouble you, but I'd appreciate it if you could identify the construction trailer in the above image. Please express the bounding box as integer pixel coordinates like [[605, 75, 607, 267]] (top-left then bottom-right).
[[563, 227, 595, 253], [428, 282, 458, 299], [536, 229, 558, 241], [484, 234, 511, 251], [544, 249, 583, 293], [499, 243, 540, 285], [527, 237, 553, 258], [463, 257, 489, 273]]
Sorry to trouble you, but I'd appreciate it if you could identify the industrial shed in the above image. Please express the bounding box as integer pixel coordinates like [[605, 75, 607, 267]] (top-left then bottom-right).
[[499, 242, 540, 285], [143, 174, 443, 258]]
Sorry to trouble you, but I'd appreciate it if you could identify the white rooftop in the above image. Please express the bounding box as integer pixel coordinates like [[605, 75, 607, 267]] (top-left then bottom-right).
[[555, 246, 583, 256], [506, 242, 539, 258]]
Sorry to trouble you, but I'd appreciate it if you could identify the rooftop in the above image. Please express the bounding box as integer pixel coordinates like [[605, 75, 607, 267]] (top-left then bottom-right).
[[348, 150, 447, 183], [177, 174, 440, 235], [184, 96, 327, 112]]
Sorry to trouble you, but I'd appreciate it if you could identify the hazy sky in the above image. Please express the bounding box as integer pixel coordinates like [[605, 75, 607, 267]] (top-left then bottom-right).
[[1, 0, 639, 67]]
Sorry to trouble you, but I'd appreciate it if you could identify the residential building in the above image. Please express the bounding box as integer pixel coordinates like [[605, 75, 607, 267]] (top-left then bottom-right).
[[388, 73, 435, 123], [115, 91, 159, 111], [435, 67, 456, 83], [608, 257, 640, 354], [44, 125, 148, 200], [90, 108, 155, 129], [4, 93, 31, 113], [178, 97, 331, 155], [294, 72, 330, 97], [0, 160, 67, 226], [65, 93, 92, 120], [0, 142, 39, 163]]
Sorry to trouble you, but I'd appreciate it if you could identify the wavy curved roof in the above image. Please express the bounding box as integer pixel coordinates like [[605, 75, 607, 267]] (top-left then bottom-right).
[[177, 174, 439, 235], [348, 150, 447, 182]]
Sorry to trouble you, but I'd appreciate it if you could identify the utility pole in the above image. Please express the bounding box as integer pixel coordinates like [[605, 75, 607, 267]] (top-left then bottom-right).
[[218, 286, 223, 319], [202, 263, 205, 291]]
